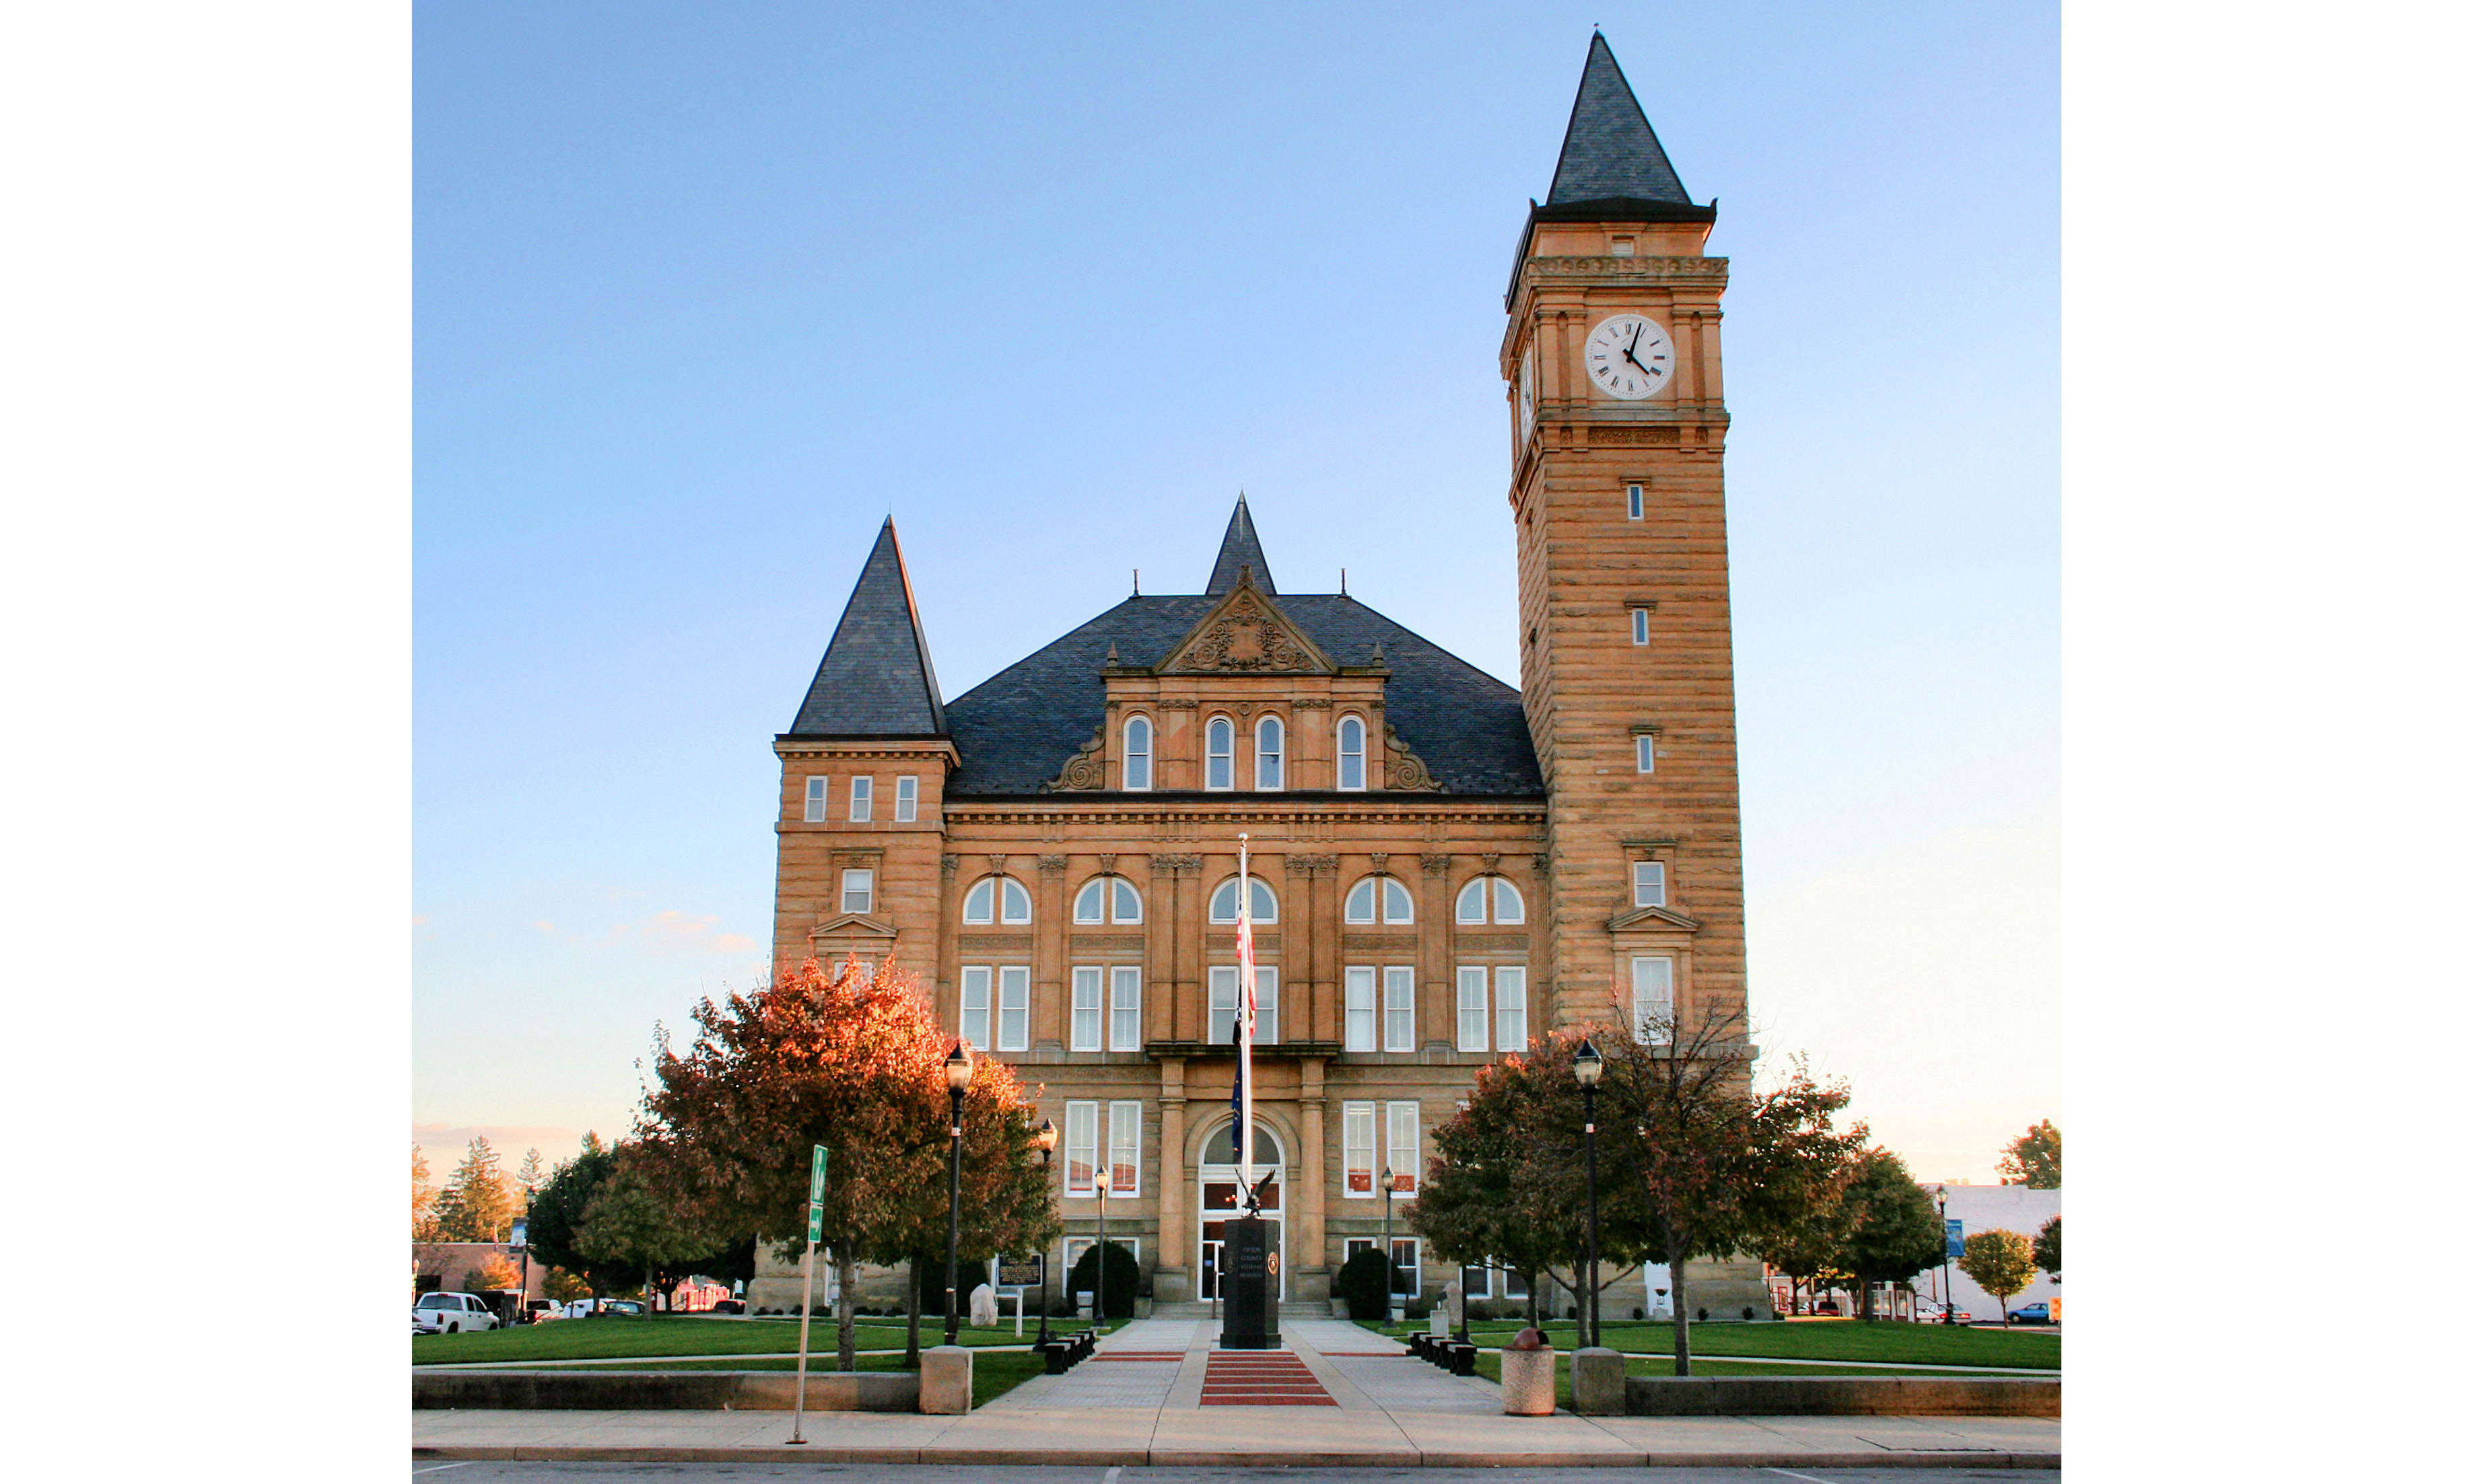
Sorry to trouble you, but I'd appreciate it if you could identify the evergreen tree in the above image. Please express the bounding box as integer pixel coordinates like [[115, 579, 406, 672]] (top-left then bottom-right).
[[515, 1147, 547, 1196], [528, 1133, 635, 1295], [441, 1136, 517, 1242], [413, 1143, 441, 1240]]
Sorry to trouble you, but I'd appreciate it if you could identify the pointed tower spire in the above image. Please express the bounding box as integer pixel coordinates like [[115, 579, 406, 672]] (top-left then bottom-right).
[[1546, 32, 1696, 209], [1205, 493, 1276, 595], [789, 518, 947, 734]]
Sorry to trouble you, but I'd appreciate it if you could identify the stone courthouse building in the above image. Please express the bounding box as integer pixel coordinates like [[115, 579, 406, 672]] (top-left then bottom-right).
[[757, 36, 1766, 1316]]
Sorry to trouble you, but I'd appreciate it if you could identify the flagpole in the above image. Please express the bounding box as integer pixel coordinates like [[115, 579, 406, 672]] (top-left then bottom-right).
[[1237, 832, 1253, 1209]]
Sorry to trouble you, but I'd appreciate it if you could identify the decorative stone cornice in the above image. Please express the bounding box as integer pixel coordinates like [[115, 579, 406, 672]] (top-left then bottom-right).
[[1153, 853, 1202, 875], [829, 847, 885, 868], [1608, 903, 1703, 933], [1291, 697, 1332, 709], [1523, 254, 1729, 285]]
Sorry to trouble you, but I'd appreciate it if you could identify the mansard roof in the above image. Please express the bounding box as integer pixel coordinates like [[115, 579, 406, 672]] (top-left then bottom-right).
[[940, 590, 1542, 798], [788, 518, 947, 736]]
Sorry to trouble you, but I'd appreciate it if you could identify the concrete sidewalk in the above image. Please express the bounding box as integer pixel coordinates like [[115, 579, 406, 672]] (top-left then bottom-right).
[[411, 1316, 2060, 1469]]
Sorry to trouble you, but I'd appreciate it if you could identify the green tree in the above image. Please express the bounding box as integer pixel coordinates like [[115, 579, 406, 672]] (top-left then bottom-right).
[[413, 1143, 441, 1240], [514, 1147, 547, 1198], [465, 1253, 522, 1292], [438, 1137, 517, 1242], [2033, 1215, 2061, 1279], [574, 1156, 722, 1314], [1997, 1120, 2061, 1189], [528, 1133, 635, 1294], [1957, 1229, 2038, 1323], [543, 1265, 595, 1303], [1833, 1149, 1946, 1320], [1755, 1170, 1855, 1317]]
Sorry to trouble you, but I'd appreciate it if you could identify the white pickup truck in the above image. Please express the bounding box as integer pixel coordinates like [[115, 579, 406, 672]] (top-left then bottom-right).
[[413, 1292, 500, 1334]]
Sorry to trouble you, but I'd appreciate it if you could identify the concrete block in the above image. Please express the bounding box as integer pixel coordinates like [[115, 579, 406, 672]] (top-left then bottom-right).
[[1623, 1374, 2060, 1417], [1499, 1347, 1556, 1416], [920, 1345, 973, 1415], [1571, 1346, 1625, 1415]]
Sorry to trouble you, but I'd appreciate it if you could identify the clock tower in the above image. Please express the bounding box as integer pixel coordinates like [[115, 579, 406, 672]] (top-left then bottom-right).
[[1505, 34, 1748, 1067]]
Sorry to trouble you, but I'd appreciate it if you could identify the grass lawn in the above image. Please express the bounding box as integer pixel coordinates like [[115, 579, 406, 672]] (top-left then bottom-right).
[[1362, 1318, 2057, 1371], [413, 1314, 1113, 1366]]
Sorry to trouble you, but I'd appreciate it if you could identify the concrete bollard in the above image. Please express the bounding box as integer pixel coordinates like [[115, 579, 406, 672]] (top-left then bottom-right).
[[920, 1345, 973, 1414], [1571, 1346, 1625, 1415], [1499, 1327, 1556, 1416]]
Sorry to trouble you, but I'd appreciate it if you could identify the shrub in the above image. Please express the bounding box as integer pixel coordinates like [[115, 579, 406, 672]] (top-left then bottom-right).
[[1336, 1248, 1396, 1320], [1633, 1307, 1645, 1320], [1066, 1240, 1140, 1318]]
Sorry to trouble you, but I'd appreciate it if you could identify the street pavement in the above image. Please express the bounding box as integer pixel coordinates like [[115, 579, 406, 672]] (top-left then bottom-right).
[[411, 1467, 2060, 1482]]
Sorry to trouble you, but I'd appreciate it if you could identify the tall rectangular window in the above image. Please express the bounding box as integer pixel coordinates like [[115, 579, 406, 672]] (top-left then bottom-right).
[[848, 776, 874, 821], [1109, 966, 1142, 1051], [959, 966, 991, 1049], [1633, 861, 1667, 908], [1385, 1102, 1420, 1194], [1494, 966, 1527, 1051], [803, 777, 827, 822], [1631, 956, 1675, 1045], [1255, 966, 1279, 1045], [1389, 1237, 1422, 1298], [1460, 1264, 1492, 1300], [1631, 608, 1650, 644], [1343, 967, 1377, 1052], [839, 869, 873, 915], [894, 775, 918, 822], [1107, 1100, 1141, 1195], [1070, 966, 1103, 1052], [1208, 966, 1238, 1045], [1626, 483, 1645, 520], [1635, 734, 1656, 773], [1342, 1102, 1376, 1196], [1383, 966, 1416, 1053], [996, 965, 1030, 1052], [1064, 1100, 1098, 1195], [1455, 966, 1488, 1053]]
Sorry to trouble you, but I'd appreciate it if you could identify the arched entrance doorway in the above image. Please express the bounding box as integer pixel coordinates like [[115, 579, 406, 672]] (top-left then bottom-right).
[[1197, 1119, 1284, 1302]]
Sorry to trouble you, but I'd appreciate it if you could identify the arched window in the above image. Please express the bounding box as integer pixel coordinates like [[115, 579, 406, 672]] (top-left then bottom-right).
[[1201, 1120, 1285, 1168], [1208, 875, 1279, 924], [1205, 716, 1235, 790], [1073, 875, 1143, 925], [1255, 715, 1284, 791], [1455, 876, 1525, 925], [1122, 715, 1152, 791], [964, 876, 1034, 925], [1337, 715, 1367, 791], [1344, 875, 1415, 925]]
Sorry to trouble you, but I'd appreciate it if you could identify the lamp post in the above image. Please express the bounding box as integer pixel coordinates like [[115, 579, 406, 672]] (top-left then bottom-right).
[[1573, 1037, 1604, 1348], [1032, 1117, 1058, 1346], [1936, 1186, 1956, 1326], [1379, 1165, 1396, 1325], [942, 1042, 971, 1345], [1093, 1166, 1111, 1329]]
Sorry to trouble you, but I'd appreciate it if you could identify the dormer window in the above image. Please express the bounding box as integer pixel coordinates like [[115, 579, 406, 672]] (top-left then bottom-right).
[[1337, 715, 1367, 791], [1123, 715, 1153, 791], [963, 876, 1033, 926], [1205, 716, 1235, 790], [1255, 715, 1284, 791]]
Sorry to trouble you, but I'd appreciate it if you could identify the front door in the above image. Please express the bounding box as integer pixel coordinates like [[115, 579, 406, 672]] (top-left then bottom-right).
[[1200, 1233, 1224, 1299]]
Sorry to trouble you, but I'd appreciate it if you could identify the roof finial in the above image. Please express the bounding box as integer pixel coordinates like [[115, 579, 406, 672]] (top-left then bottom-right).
[[1340, 567, 1347, 596], [1132, 568, 1140, 596], [1104, 642, 1120, 666]]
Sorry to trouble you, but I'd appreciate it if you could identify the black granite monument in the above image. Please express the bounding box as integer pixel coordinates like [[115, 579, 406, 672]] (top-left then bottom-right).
[[1216, 1215, 1280, 1349]]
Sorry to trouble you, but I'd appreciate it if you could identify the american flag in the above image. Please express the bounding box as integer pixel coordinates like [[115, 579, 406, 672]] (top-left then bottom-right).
[[1235, 892, 1256, 1036]]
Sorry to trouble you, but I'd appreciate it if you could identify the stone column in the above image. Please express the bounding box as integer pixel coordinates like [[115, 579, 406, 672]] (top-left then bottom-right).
[[1298, 1057, 1330, 1300], [1033, 854, 1069, 1053], [1155, 1059, 1191, 1302], [1164, 854, 1203, 1042], [1420, 853, 1453, 1051], [1283, 853, 1323, 1046]]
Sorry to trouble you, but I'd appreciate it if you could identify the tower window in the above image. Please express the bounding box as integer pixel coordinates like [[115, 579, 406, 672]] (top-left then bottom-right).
[[1631, 608, 1650, 645], [1636, 734, 1657, 773], [1255, 715, 1284, 791], [1337, 715, 1367, 791], [803, 776, 827, 822], [1205, 716, 1235, 790], [839, 869, 873, 915], [1626, 483, 1645, 520], [895, 775, 918, 822], [1633, 860, 1668, 908], [1123, 715, 1153, 791], [847, 776, 873, 822]]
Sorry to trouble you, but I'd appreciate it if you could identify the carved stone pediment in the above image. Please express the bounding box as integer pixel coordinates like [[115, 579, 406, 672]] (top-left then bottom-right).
[[1607, 903, 1701, 933], [1157, 571, 1334, 676]]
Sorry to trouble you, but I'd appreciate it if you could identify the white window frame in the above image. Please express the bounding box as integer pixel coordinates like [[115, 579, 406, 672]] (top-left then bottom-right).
[[1344, 878, 1377, 924], [895, 775, 918, 822], [1631, 955, 1676, 1046], [1389, 1236, 1422, 1298], [1385, 1101, 1420, 1195], [1123, 715, 1153, 791], [1631, 608, 1650, 645], [1491, 878, 1524, 925], [1494, 966, 1527, 1052], [1106, 1099, 1141, 1196], [1337, 715, 1367, 791], [1074, 880, 1105, 925], [1455, 878, 1487, 924], [847, 775, 873, 822], [1633, 860, 1668, 908], [804, 776, 827, 822], [996, 965, 1031, 1052], [1636, 734, 1657, 773], [1110, 878, 1141, 924], [1383, 966, 1415, 1053], [1209, 965, 1278, 1045], [1460, 1263, 1492, 1300], [1342, 1102, 1376, 1197], [839, 868, 873, 916], [1109, 966, 1142, 1051], [1204, 715, 1235, 791], [1626, 482, 1645, 520], [1064, 1100, 1099, 1195], [1343, 966, 1377, 1053], [1000, 878, 1032, 925], [1208, 876, 1277, 924], [1070, 966, 1103, 1052], [1455, 966, 1488, 1052], [1254, 715, 1284, 791], [1382, 878, 1414, 924], [959, 966, 992, 1049]]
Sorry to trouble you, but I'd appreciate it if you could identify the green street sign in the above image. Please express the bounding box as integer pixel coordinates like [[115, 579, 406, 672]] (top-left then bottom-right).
[[807, 1204, 823, 1244], [809, 1144, 828, 1203]]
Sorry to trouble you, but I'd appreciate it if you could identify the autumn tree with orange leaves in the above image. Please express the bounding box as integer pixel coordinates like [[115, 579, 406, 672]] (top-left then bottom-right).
[[632, 956, 1059, 1370]]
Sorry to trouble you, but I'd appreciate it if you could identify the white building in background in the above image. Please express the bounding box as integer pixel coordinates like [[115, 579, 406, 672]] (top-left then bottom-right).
[[1921, 1183, 2060, 1321]]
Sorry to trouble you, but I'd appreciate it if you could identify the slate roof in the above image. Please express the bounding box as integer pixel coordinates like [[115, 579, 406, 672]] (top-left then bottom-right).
[[941, 591, 1542, 798], [1206, 494, 1276, 595], [1546, 32, 1694, 209], [788, 518, 947, 735]]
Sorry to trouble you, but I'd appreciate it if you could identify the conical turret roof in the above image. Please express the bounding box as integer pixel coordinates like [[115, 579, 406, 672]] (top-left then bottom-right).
[[1205, 493, 1276, 596], [788, 518, 947, 734], [1546, 32, 1696, 209]]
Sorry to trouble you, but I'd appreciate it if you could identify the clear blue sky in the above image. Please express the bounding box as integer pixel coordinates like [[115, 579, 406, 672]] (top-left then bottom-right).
[[414, 3, 2057, 1182]]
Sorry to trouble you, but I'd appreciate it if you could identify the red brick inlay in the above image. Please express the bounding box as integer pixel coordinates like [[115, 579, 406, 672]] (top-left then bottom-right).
[[1199, 1351, 1336, 1407]]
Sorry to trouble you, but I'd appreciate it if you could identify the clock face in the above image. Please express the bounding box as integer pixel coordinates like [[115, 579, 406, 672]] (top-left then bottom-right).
[[1583, 314, 1676, 400]]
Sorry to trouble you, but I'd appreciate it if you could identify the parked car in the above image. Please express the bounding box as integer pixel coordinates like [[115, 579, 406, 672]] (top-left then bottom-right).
[[413, 1292, 500, 1335], [523, 1298, 561, 1323], [563, 1298, 649, 1319], [710, 1298, 746, 1316], [1812, 1298, 1841, 1316], [1908, 1300, 1972, 1323], [2007, 1302, 2053, 1325]]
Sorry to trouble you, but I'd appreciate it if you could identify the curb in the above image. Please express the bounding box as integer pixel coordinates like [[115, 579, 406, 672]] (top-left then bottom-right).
[[413, 1444, 2062, 1469]]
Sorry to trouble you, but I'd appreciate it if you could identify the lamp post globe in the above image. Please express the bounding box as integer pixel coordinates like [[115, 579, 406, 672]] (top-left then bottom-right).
[[1573, 1036, 1603, 1347], [942, 1042, 971, 1345], [1032, 1117, 1058, 1345]]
